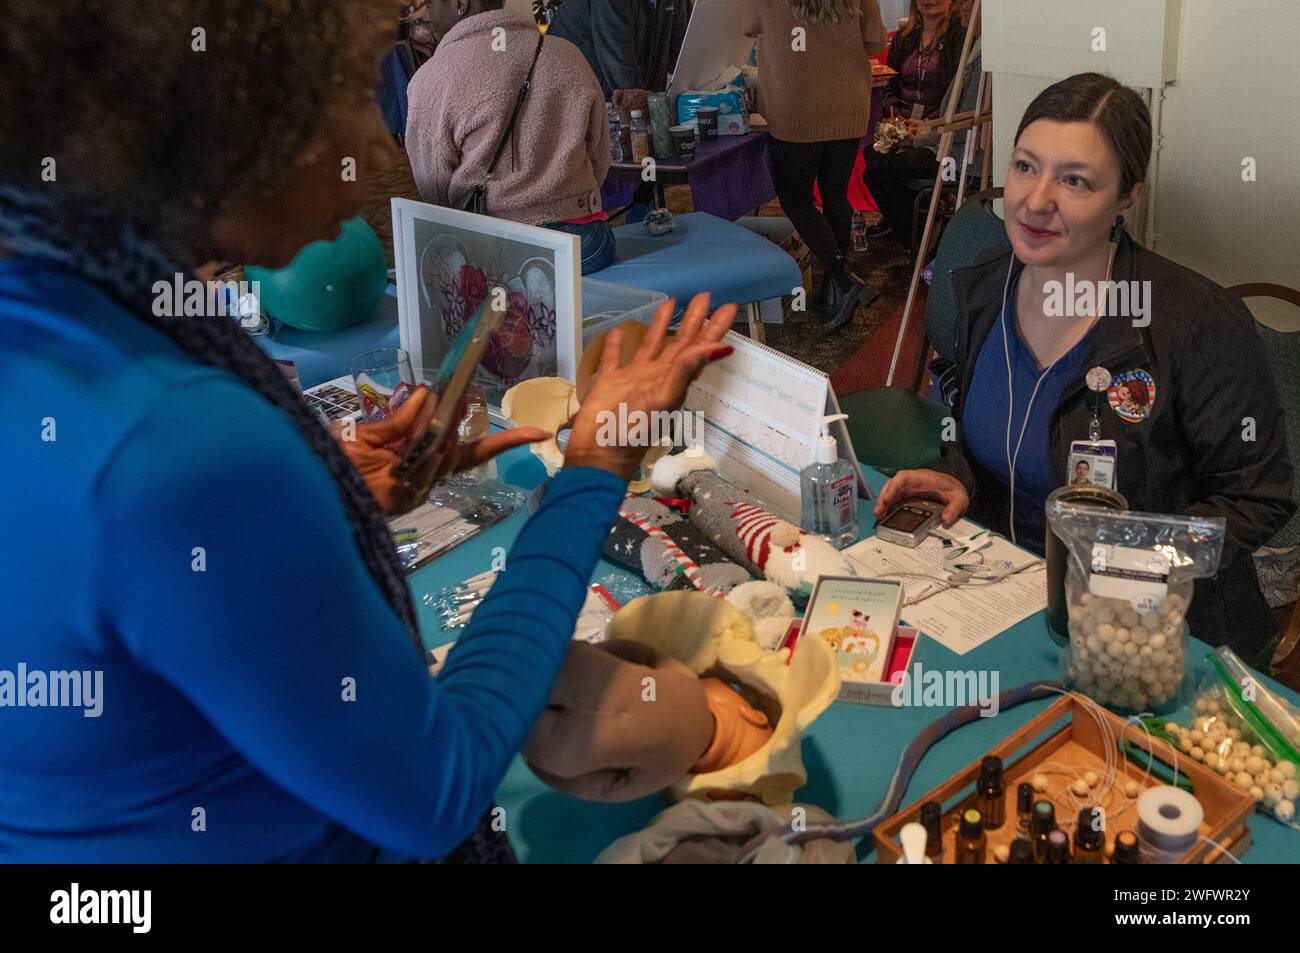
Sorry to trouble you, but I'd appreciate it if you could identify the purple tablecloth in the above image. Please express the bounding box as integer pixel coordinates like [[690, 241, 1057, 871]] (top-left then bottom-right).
[[601, 131, 777, 222]]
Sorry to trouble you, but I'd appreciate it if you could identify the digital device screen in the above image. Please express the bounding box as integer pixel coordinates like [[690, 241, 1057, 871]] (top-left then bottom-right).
[[882, 505, 932, 533]]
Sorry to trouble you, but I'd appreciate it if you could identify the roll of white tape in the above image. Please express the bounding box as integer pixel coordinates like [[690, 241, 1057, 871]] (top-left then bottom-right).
[[1136, 785, 1203, 863]]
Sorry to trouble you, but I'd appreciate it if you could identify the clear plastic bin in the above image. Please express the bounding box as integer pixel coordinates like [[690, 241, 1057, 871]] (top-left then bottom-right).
[[581, 277, 666, 348]]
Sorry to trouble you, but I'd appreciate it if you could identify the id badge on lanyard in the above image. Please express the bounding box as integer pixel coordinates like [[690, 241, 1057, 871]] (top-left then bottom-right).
[[1067, 367, 1119, 490], [1068, 439, 1117, 490]]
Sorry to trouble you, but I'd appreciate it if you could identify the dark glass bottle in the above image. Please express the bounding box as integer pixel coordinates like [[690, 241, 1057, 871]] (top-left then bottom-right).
[[976, 756, 1006, 830], [1045, 828, 1071, 863], [920, 801, 943, 863], [955, 808, 986, 864], [1007, 838, 1036, 864], [1016, 782, 1034, 836], [1112, 830, 1141, 864], [1032, 800, 1056, 863], [1075, 808, 1105, 864]]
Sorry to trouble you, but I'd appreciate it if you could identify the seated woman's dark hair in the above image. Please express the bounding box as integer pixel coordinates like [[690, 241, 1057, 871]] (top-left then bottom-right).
[[0, 1, 376, 262], [1014, 72, 1152, 197]]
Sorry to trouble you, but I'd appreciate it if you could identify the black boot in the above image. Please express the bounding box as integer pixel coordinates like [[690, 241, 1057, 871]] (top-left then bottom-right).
[[821, 274, 862, 335]]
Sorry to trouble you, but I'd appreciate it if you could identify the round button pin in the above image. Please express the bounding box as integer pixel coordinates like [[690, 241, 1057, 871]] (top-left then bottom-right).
[[1086, 366, 1112, 393]]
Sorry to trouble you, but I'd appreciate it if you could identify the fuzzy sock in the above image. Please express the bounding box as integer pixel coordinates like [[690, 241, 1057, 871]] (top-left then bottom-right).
[[602, 496, 753, 595]]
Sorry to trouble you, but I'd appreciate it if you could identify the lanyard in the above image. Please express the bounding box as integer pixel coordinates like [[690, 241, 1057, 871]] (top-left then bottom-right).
[[917, 41, 936, 88]]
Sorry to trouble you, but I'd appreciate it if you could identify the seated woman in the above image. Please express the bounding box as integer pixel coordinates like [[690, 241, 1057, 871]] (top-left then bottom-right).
[[874, 73, 1295, 666], [865, 0, 980, 249], [0, 0, 734, 862], [406, 0, 616, 274]]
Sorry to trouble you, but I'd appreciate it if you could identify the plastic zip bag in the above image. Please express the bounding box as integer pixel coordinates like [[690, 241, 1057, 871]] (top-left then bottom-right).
[[1156, 647, 1299, 828], [1047, 503, 1226, 714]]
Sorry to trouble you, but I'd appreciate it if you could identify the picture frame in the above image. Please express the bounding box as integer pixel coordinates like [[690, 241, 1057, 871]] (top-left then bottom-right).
[[391, 198, 581, 423]]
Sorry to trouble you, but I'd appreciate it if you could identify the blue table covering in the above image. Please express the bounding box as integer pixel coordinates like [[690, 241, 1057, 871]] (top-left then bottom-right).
[[597, 212, 801, 310], [602, 131, 777, 222], [256, 287, 401, 390], [411, 443, 1300, 864]]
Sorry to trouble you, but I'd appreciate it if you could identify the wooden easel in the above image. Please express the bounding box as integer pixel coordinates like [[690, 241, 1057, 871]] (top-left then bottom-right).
[[884, 0, 994, 387]]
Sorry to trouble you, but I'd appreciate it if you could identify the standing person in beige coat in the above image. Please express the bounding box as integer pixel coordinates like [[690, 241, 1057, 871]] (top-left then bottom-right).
[[745, 0, 887, 334]]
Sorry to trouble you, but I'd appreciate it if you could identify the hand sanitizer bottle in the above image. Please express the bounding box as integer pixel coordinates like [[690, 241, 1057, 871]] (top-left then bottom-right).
[[800, 413, 858, 549]]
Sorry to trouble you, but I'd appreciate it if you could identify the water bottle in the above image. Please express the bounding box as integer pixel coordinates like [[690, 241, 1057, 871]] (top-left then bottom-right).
[[607, 103, 624, 162], [851, 209, 868, 252], [629, 110, 650, 162]]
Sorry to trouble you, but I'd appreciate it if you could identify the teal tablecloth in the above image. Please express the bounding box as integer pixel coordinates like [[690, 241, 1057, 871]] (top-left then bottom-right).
[[412, 442, 1300, 864]]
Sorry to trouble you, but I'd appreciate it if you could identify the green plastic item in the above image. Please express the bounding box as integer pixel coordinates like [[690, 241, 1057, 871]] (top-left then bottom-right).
[[245, 216, 389, 332], [839, 387, 947, 475]]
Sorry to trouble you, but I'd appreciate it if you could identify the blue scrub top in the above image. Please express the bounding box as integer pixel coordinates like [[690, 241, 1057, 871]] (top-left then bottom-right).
[[962, 264, 1097, 553]]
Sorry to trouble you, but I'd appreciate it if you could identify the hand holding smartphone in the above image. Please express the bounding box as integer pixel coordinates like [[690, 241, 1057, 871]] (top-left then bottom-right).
[[389, 297, 505, 499]]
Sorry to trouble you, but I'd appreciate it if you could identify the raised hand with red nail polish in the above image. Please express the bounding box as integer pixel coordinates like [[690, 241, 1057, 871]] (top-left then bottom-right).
[[565, 293, 737, 482]]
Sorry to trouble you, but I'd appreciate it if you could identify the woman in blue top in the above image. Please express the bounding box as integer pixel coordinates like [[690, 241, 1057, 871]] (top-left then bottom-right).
[[873, 74, 1293, 663], [0, 1, 735, 862]]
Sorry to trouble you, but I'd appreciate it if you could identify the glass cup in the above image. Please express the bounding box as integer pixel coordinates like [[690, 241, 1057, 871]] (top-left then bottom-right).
[[350, 347, 416, 423]]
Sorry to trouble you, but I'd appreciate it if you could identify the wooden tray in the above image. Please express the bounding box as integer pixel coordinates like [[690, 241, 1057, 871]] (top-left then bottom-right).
[[875, 692, 1255, 864]]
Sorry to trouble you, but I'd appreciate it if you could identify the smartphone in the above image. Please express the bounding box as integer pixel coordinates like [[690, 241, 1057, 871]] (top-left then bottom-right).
[[876, 500, 943, 548], [389, 297, 506, 491]]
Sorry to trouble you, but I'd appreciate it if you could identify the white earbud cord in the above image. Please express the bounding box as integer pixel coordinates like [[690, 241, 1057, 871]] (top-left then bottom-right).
[[1001, 244, 1116, 544], [1001, 260, 1057, 546]]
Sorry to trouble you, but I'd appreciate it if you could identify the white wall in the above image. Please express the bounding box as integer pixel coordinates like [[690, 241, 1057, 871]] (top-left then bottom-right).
[[984, 0, 1300, 329], [879, 0, 911, 31], [1153, 0, 1300, 329]]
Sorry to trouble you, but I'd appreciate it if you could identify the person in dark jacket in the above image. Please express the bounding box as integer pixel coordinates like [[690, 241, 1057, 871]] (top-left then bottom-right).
[[873, 73, 1295, 664], [546, 0, 690, 99], [865, 0, 979, 247], [879, 0, 965, 120]]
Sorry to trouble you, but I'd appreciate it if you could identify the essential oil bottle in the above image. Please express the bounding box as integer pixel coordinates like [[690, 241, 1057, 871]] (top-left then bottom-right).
[[1032, 801, 1056, 863], [1074, 808, 1105, 864], [955, 808, 986, 864], [1112, 830, 1141, 864], [1016, 782, 1034, 835], [920, 801, 944, 863], [976, 756, 1006, 830], [1044, 828, 1071, 863], [1007, 838, 1035, 864]]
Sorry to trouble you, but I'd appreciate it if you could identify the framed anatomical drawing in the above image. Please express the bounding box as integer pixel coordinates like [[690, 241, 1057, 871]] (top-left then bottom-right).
[[391, 198, 581, 418]]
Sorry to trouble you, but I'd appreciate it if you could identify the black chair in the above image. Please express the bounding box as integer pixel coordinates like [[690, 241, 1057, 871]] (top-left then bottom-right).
[[907, 171, 985, 264], [1233, 283, 1300, 674]]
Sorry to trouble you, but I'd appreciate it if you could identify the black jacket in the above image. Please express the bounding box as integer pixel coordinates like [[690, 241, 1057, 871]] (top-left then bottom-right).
[[546, 0, 689, 99], [931, 232, 1296, 659], [882, 18, 966, 119]]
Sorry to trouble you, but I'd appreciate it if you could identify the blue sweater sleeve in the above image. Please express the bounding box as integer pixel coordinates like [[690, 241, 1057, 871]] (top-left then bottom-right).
[[95, 378, 627, 859]]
